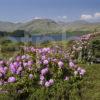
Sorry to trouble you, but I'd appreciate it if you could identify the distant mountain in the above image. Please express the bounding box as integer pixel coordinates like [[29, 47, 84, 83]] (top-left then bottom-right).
[[0, 19, 100, 33], [18, 19, 62, 34], [0, 21, 22, 32], [63, 20, 100, 32], [0, 21, 15, 32]]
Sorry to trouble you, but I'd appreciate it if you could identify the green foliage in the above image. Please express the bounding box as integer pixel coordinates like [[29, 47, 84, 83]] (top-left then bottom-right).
[[26, 79, 83, 100], [79, 64, 100, 100], [66, 31, 91, 36]]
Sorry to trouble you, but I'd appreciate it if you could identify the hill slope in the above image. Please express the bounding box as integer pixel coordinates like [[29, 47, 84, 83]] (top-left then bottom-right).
[[0, 19, 100, 33], [18, 19, 62, 33]]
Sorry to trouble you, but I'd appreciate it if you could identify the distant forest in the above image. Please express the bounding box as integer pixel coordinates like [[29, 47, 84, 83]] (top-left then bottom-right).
[[0, 30, 25, 37]]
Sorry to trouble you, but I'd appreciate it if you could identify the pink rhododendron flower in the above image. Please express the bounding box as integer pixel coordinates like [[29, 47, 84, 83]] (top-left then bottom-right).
[[8, 77, 16, 83], [41, 55, 46, 60], [29, 74, 33, 79], [58, 61, 64, 68], [39, 80, 44, 85], [49, 79, 54, 85], [43, 60, 49, 65], [64, 76, 69, 80], [41, 67, 49, 75], [17, 66, 23, 72], [79, 69, 86, 76], [69, 61, 75, 68], [27, 60, 33, 66], [40, 75, 45, 81], [45, 81, 50, 87]]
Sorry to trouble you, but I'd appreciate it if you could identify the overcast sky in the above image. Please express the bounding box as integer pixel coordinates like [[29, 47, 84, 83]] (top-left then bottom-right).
[[0, 0, 100, 22]]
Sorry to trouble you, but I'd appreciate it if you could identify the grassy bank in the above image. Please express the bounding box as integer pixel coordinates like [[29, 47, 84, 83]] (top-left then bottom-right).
[[80, 64, 100, 100]]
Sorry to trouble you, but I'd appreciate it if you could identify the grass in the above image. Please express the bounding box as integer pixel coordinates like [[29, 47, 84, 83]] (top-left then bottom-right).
[[81, 64, 100, 100]]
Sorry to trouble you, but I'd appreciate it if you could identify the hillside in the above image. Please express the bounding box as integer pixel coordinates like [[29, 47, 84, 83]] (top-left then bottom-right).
[[0, 19, 100, 33], [63, 20, 100, 32], [18, 19, 62, 33]]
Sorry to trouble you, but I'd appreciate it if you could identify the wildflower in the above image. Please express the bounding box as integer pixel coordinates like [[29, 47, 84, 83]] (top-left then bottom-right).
[[4, 67, 8, 72], [42, 48, 50, 53], [0, 61, 4, 65], [45, 81, 50, 87], [29, 74, 33, 79], [27, 60, 33, 66], [31, 47, 35, 52], [10, 63, 16, 74], [43, 60, 49, 65], [0, 81, 3, 85], [0, 73, 3, 77], [39, 80, 44, 85], [79, 69, 86, 76], [8, 77, 16, 83], [16, 56, 21, 61], [69, 61, 75, 68], [52, 58, 57, 62], [40, 75, 45, 81], [49, 79, 54, 85], [13, 62, 19, 68], [23, 62, 28, 67], [41, 67, 49, 75], [0, 67, 5, 74], [41, 55, 46, 60], [58, 61, 63, 68], [64, 76, 69, 80], [21, 55, 26, 59], [16, 67, 23, 74], [77, 67, 81, 71]]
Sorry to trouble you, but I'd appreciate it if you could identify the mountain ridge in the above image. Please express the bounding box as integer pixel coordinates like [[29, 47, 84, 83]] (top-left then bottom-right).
[[0, 19, 100, 33]]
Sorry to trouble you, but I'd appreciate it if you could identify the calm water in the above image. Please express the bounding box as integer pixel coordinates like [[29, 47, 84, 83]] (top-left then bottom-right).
[[7, 33, 81, 43]]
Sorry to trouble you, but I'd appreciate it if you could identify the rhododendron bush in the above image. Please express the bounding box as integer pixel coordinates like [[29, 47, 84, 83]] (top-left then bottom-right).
[[0, 45, 86, 99], [0, 33, 99, 100]]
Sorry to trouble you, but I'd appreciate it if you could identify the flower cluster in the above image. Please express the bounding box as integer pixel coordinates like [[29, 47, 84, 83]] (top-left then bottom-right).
[[0, 45, 86, 89], [4, 33, 99, 90]]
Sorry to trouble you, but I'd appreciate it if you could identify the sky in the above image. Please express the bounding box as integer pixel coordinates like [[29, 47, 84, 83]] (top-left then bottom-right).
[[0, 0, 100, 22]]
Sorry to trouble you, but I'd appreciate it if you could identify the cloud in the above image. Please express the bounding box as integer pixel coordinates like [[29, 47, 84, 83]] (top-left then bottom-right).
[[33, 17, 43, 19], [57, 16, 68, 21], [80, 12, 100, 21], [62, 16, 67, 19], [94, 12, 100, 18], [80, 14, 93, 20]]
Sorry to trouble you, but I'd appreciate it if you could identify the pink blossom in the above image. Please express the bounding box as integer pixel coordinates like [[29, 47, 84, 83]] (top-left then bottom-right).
[[0, 60, 4, 65], [21, 55, 26, 59], [29, 74, 33, 79], [49, 79, 54, 85], [27, 60, 33, 66], [23, 62, 28, 67], [16, 56, 21, 61], [45, 81, 50, 87], [43, 60, 49, 65], [31, 47, 35, 52], [17, 66, 23, 72], [41, 67, 49, 75], [40, 75, 45, 81], [39, 80, 44, 85], [64, 76, 69, 80], [79, 69, 86, 76], [8, 77, 16, 83], [52, 58, 57, 62], [58, 61, 63, 68], [69, 61, 75, 68], [41, 55, 46, 60], [77, 67, 81, 71]]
